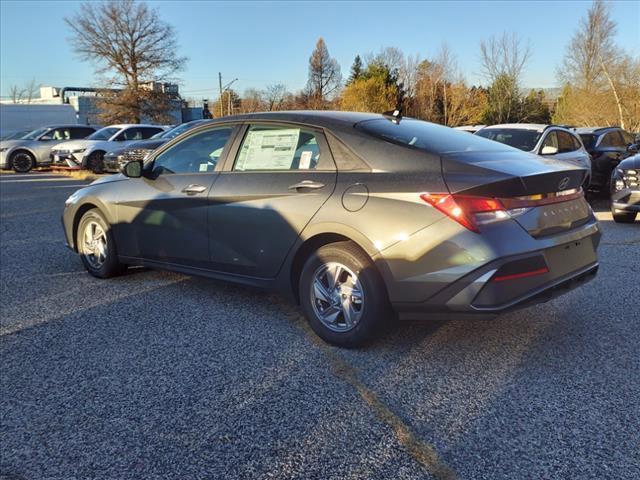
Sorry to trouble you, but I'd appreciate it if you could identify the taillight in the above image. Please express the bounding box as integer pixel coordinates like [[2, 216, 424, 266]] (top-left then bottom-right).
[[420, 193, 509, 233], [420, 188, 584, 233]]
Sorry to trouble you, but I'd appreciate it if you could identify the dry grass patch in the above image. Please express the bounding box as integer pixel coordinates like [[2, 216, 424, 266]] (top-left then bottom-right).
[[54, 169, 99, 182]]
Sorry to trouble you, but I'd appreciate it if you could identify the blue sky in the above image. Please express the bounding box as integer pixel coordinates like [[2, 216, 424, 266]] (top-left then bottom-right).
[[1, 0, 638, 99]]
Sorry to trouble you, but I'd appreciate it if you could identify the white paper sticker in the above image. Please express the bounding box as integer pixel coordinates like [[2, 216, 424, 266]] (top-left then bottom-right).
[[199, 163, 208, 172], [235, 128, 300, 171], [299, 151, 312, 170]]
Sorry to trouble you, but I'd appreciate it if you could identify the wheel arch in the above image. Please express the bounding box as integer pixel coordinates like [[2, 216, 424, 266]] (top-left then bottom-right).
[[71, 201, 114, 252], [8, 148, 36, 165], [83, 149, 106, 168], [287, 226, 390, 304]]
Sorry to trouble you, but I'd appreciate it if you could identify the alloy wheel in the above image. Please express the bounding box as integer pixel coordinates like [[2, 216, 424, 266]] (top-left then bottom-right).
[[81, 221, 108, 269], [310, 262, 364, 332]]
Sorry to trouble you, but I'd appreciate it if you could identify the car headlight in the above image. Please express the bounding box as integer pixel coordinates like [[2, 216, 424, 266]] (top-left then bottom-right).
[[70, 148, 86, 154], [64, 191, 81, 206], [0, 147, 8, 152]]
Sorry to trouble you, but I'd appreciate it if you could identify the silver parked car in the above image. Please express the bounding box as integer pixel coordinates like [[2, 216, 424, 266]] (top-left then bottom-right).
[[0, 125, 99, 172], [476, 124, 592, 186]]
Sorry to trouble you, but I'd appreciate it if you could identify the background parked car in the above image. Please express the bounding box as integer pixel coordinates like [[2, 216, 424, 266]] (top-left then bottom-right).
[[0, 124, 99, 172], [610, 153, 639, 223], [0, 104, 78, 140], [574, 127, 638, 190], [103, 120, 211, 173], [453, 125, 486, 134], [51, 124, 167, 173], [475, 124, 592, 186]]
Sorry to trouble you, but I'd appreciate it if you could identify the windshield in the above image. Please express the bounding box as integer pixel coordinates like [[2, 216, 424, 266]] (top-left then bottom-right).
[[475, 128, 542, 151], [161, 122, 199, 139], [21, 127, 51, 140], [1, 130, 32, 140], [579, 134, 596, 150], [356, 118, 516, 154], [87, 127, 120, 141]]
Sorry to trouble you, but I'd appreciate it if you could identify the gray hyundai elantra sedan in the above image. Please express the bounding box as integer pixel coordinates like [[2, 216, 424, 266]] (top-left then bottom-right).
[[62, 111, 600, 347]]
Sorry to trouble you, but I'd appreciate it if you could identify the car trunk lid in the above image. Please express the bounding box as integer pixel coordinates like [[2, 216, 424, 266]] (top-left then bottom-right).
[[441, 151, 592, 237]]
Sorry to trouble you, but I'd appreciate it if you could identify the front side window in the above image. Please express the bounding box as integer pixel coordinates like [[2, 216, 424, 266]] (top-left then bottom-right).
[[540, 131, 559, 154], [557, 131, 577, 153], [152, 127, 233, 175], [47, 128, 72, 141], [579, 134, 596, 150], [234, 125, 323, 171]]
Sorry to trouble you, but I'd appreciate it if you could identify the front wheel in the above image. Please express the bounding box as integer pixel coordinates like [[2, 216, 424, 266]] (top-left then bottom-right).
[[299, 241, 391, 347], [77, 209, 126, 278], [612, 210, 637, 223], [11, 151, 35, 173], [86, 151, 105, 174]]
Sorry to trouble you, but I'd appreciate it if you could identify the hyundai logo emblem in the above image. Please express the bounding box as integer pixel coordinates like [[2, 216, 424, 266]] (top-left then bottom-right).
[[558, 177, 571, 190]]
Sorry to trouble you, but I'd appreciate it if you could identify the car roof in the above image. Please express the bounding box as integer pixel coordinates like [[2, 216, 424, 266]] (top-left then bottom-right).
[[40, 124, 100, 129], [480, 123, 550, 132], [106, 124, 165, 129], [201, 111, 386, 130], [573, 126, 620, 134]]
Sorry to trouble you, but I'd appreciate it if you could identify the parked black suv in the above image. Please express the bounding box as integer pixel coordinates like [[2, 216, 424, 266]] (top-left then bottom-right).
[[574, 127, 638, 190], [610, 153, 639, 223]]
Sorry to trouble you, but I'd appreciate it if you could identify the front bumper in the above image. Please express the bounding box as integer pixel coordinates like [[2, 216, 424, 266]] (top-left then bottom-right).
[[611, 189, 640, 213], [51, 151, 84, 169], [0, 151, 7, 169]]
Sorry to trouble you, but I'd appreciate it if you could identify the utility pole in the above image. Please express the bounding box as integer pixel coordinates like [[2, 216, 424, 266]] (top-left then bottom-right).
[[218, 72, 223, 117]]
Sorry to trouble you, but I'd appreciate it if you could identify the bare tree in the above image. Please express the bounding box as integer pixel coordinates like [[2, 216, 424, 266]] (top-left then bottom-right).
[[24, 79, 39, 103], [8, 85, 24, 103], [307, 37, 342, 109], [480, 32, 531, 85], [264, 83, 288, 111], [65, 0, 187, 123]]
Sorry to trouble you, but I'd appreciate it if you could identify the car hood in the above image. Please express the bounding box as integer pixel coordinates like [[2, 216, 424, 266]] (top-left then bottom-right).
[[618, 154, 640, 170], [52, 140, 101, 151], [106, 139, 167, 157], [0, 139, 33, 149]]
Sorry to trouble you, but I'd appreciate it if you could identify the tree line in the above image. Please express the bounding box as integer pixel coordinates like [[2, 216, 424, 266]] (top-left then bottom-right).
[[44, 0, 639, 131]]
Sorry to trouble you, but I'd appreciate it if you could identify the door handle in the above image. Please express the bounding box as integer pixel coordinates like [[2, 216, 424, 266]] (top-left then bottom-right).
[[182, 184, 207, 195], [288, 180, 325, 191]]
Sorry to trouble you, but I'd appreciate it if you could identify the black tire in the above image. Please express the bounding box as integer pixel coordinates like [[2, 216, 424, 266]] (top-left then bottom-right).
[[76, 209, 126, 278], [11, 151, 35, 173], [612, 210, 637, 223], [299, 241, 391, 347], [86, 151, 105, 174]]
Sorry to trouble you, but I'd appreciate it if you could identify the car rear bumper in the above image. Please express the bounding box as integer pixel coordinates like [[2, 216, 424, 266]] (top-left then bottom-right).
[[379, 214, 601, 320]]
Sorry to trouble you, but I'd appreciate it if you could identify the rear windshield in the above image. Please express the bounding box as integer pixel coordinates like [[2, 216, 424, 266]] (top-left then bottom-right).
[[355, 118, 516, 154], [475, 128, 542, 152], [578, 134, 596, 150]]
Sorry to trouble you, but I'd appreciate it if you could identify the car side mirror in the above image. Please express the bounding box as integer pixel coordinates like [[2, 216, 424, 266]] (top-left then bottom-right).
[[122, 160, 143, 178], [540, 145, 558, 155], [40, 136, 53, 141], [627, 144, 638, 153]]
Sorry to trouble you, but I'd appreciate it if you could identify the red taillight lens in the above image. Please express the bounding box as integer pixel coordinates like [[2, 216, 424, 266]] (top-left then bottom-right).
[[420, 193, 507, 233]]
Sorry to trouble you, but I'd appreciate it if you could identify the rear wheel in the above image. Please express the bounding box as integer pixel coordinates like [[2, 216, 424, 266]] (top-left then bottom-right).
[[86, 151, 105, 174], [612, 210, 637, 223], [11, 151, 35, 173], [77, 209, 126, 278], [299, 241, 390, 347]]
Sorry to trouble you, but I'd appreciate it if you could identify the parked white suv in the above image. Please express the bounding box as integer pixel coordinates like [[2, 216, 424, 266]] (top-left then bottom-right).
[[51, 124, 166, 173], [475, 124, 592, 186]]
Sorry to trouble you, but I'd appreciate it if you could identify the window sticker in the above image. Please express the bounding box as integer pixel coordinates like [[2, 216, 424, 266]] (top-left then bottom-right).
[[299, 151, 313, 170], [199, 163, 208, 172], [236, 128, 300, 170]]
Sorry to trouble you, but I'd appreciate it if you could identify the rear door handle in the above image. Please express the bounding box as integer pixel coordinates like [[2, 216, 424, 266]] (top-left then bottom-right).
[[182, 184, 207, 195], [288, 180, 325, 191]]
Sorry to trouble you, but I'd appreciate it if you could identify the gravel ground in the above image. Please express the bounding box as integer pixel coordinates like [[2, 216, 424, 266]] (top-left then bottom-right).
[[1, 172, 638, 480]]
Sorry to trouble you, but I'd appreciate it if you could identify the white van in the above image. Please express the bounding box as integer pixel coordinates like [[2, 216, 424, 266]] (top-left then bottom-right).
[[0, 104, 78, 140]]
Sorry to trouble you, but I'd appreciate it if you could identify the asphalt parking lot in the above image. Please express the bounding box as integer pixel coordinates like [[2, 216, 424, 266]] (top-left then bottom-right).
[[1, 171, 638, 480]]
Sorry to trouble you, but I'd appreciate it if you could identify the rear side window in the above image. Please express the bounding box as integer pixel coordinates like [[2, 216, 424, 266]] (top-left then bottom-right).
[[557, 131, 577, 153], [70, 127, 96, 139], [234, 125, 324, 171], [357, 119, 518, 155], [600, 131, 624, 148], [540, 131, 558, 153], [140, 127, 164, 139]]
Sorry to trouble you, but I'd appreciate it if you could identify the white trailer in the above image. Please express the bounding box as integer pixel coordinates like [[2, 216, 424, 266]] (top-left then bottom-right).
[[0, 104, 77, 139]]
